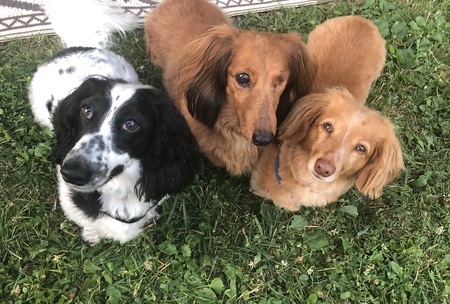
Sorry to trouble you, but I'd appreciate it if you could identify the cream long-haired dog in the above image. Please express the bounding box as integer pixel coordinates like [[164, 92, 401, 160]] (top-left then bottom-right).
[[250, 16, 405, 211], [145, 0, 316, 175]]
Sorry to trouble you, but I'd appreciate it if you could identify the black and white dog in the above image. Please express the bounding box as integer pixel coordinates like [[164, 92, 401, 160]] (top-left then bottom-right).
[[28, 0, 199, 245]]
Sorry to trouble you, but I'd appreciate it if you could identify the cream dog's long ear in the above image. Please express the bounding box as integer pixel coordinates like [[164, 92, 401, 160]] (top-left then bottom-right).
[[177, 25, 238, 128], [278, 92, 329, 142], [355, 123, 404, 198]]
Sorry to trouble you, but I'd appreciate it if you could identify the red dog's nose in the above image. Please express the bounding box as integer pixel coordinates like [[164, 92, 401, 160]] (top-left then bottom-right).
[[252, 130, 274, 146], [314, 158, 336, 177]]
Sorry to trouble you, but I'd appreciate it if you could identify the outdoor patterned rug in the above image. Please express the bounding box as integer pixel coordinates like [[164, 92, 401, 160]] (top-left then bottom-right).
[[0, 0, 319, 42]]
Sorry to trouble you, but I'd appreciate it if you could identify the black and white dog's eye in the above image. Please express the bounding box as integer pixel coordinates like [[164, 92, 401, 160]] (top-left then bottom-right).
[[235, 73, 251, 87], [122, 119, 140, 132], [81, 105, 93, 120]]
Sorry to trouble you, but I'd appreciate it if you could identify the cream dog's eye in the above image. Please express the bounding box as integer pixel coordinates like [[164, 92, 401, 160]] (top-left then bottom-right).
[[235, 73, 251, 87], [356, 144, 366, 153], [323, 123, 333, 132]]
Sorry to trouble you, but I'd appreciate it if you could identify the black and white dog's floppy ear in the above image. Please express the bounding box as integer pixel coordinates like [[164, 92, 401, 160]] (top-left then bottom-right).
[[136, 90, 200, 201]]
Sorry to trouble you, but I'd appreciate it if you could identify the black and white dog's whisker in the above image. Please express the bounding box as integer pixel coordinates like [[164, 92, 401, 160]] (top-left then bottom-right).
[[28, 0, 199, 245]]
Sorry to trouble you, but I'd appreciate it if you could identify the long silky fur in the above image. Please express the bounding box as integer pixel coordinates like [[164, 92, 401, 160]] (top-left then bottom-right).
[[276, 33, 317, 126], [184, 26, 236, 128], [136, 90, 200, 201]]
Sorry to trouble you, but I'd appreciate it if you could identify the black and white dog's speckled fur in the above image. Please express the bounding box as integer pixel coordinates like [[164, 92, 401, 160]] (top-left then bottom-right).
[[28, 0, 199, 245]]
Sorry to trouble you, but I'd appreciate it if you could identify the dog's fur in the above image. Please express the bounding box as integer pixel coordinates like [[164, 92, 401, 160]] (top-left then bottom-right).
[[145, 0, 316, 175], [308, 16, 387, 102], [250, 16, 404, 211], [29, 0, 199, 244]]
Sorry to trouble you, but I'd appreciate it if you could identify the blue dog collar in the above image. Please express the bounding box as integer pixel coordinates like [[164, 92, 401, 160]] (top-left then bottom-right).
[[274, 151, 282, 186]]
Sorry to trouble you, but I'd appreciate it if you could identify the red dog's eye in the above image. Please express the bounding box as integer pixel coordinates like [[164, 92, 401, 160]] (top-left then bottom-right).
[[277, 76, 285, 84], [323, 123, 333, 132], [81, 105, 93, 120], [356, 145, 366, 153], [235, 73, 251, 87]]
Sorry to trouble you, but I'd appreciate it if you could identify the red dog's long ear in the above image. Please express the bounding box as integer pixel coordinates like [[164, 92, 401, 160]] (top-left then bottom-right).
[[355, 124, 404, 198], [278, 93, 328, 142], [177, 25, 238, 128], [277, 32, 317, 125]]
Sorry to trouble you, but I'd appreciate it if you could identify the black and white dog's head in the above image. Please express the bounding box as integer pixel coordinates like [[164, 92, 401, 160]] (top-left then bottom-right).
[[53, 77, 199, 202]]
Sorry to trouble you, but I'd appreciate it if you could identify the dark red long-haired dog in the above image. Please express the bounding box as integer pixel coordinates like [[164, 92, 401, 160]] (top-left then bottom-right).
[[145, 0, 316, 175]]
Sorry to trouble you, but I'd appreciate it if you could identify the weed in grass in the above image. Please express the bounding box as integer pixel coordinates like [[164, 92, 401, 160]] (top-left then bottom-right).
[[1, 0, 450, 303]]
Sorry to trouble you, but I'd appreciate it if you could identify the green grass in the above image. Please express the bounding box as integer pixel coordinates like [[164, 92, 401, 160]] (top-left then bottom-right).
[[1, 0, 449, 302]]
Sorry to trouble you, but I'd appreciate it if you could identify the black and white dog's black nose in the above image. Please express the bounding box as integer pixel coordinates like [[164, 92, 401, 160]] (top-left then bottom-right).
[[60, 158, 93, 186]]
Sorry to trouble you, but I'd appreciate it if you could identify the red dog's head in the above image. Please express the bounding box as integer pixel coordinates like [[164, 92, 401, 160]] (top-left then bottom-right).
[[177, 25, 316, 146]]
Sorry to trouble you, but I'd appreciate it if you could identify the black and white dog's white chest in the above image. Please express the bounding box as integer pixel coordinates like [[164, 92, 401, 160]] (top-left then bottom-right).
[[60, 160, 159, 225]]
